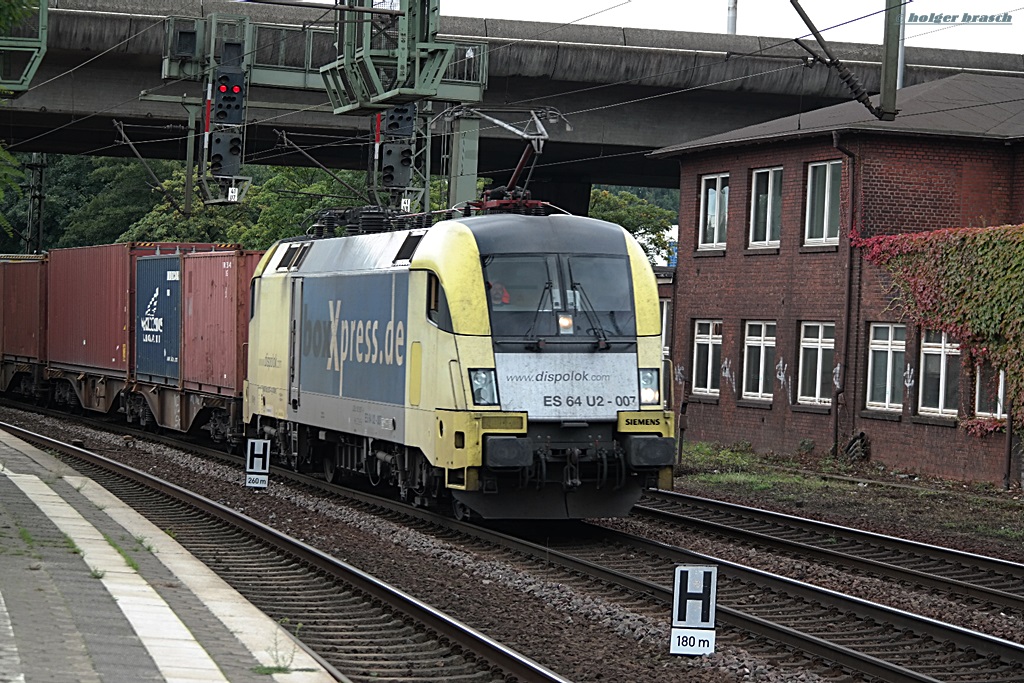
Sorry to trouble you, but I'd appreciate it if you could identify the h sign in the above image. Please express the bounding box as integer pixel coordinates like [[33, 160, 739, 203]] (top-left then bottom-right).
[[672, 565, 717, 628], [247, 439, 271, 474]]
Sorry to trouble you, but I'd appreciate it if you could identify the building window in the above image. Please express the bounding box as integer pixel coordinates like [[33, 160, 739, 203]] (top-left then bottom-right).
[[919, 330, 960, 416], [975, 362, 1006, 418], [749, 167, 782, 247], [699, 173, 729, 249], [798, 322, 835, 405], [660, 299, 671, 358], [693, 319, 722, 395], [866, 323, 905, 411], [743, 321, 776, 400], [805, 160, 841, 244]]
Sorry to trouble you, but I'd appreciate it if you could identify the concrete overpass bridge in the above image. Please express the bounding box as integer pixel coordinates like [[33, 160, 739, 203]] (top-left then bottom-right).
[[4, 1, 1024, 210]]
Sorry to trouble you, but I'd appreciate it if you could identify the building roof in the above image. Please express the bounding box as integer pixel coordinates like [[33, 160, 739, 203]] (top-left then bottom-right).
[[650, 73, 1024, 157]]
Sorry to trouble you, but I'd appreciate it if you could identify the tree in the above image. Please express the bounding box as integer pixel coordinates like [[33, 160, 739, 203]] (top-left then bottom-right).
[[0, 0, 32, 32], [227, 167, 368, 249], [0, 1, 40, 248], [595, 185, 680, 215], [116, 168, 258, 243], [58, 158, 179, 247], [589, 188, 676, 263]]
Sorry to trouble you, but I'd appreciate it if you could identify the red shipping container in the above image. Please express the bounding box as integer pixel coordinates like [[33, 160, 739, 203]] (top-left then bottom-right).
[[2, 258, 47, 361], [182, 249, 263, 394], [48, 243, 234, 374]]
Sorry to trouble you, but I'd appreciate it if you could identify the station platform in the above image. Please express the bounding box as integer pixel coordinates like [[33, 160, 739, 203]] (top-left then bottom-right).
[[0, 428, 340, 683]]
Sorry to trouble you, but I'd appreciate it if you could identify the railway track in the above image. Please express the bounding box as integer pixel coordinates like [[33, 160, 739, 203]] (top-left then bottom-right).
[[6, 405, 1024, 681], [1, 421, 569, 683], [636, 489, 1024, 615], [303, 483, 1024, 681]]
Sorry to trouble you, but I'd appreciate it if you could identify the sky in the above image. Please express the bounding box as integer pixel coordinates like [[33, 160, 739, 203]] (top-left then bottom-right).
[[438, 0, 1024, 54]]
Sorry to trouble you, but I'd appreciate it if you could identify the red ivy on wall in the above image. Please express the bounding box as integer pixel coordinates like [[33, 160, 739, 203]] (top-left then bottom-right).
[[853, 224, 1024, 432]]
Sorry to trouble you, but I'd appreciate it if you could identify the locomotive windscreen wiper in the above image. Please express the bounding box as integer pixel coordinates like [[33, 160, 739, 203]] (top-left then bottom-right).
[[524, 281, 554, 346], [571, 281, 610, 350]]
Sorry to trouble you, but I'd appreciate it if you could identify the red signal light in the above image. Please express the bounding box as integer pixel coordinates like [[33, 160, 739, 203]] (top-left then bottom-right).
[[232, 85, 241, 93], [218, 84, 228, 93]]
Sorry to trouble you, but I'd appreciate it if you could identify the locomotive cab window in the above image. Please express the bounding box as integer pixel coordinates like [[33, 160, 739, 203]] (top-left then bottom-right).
[[277, 242, 311, 271], [426, 272, 453, 332], [566, 256, 635, 337], [482, 253, 635, 339]]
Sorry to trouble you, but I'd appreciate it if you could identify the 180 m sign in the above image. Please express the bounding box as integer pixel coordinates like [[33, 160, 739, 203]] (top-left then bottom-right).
[[670, 629, 715, 655]]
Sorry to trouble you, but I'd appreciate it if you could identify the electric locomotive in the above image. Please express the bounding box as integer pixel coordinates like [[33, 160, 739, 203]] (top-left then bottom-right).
[[245, 209, 674, 519]]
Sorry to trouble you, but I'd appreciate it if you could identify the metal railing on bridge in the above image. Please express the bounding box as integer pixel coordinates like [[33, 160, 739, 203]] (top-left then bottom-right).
[[161, 14, 486, 107], [0, 3, 47, 96]]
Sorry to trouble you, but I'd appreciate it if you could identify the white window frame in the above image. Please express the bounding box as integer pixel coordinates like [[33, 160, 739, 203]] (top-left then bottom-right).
[[660, 299, 671, 358], [698, 173, 729, 250], [749, 167, 782, 248], [975, 363, 1006, 419], [742, 321, 776, 400], [692, 319, 722, 395], [804, 160, 841, 245], [919, 330, 960, 417], [798, 322, 835, 405], [866, 323, 906, 412]]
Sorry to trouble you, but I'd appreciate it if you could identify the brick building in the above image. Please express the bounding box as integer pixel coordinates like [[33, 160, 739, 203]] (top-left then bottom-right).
[[652, 73, 1023, 485]]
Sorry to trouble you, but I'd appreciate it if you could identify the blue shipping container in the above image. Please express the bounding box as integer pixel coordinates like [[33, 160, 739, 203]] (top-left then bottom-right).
[[135, 254, 182, 384]]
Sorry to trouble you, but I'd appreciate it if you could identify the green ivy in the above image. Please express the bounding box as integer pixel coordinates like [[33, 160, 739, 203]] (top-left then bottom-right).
[[854, 225, 1024, 431]]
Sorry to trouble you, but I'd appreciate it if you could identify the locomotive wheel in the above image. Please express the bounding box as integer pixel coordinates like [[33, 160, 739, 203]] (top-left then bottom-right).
[[452, 498, 472, 522], [323, 451, 339, 484]]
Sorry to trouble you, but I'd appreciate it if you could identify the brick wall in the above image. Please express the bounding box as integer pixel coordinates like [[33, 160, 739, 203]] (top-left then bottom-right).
[[670, 133, 1015, 484]]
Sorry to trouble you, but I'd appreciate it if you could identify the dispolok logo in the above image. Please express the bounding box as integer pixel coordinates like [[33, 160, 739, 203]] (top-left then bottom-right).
[[141, 287, 163, 343]]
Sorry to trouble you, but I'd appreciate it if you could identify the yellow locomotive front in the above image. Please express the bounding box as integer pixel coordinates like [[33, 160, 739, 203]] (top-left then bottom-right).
[[412, 213, 675, 519]]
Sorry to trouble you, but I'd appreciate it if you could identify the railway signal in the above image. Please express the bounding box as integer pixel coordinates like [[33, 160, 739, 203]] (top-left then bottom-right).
[[213, 66, 246, 125], [210, 132, 243, 178]]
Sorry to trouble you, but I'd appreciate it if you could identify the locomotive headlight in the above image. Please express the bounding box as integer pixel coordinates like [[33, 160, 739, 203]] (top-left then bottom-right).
[[469, 368, 499, 406], [558, 314, 574, 334], [639, 368, 660, 405]]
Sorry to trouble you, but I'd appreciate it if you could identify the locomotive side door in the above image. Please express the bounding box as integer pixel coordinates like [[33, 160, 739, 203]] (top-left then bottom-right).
[[289, 276, 303, 410]]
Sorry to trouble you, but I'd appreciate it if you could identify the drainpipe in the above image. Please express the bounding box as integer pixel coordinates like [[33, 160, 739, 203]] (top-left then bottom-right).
[[833, 131, 857, 458], [1005, 398, 1014, 489]]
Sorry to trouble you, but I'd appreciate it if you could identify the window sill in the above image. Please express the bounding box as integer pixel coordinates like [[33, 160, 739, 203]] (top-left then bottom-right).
[[744, 247, 779, 256], [693, 249, 726, 258], [799, 244, 839, 254], [791, 403, 831, 414], [688, 394, 720, 405], [737, 399, 772, 410], [860, 409, 901, 422], [910, 414, 958, 428]]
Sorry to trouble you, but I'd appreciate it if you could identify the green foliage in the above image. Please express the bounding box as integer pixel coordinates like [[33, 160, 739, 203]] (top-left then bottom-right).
[[596, 184, 680, 214], [228, 167, 367, 249], [58, 159, 180, 247], [117, 169, 257, 244], [0, 0, 33, 33], [0, 147, 23, 243], [855, 225, 1024, 430], [675, 441, 759, 475], [588, 188, 676, 263]]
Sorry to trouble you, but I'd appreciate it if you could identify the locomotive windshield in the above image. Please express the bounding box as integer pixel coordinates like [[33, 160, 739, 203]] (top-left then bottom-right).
[[482, 254, 636, 339]]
